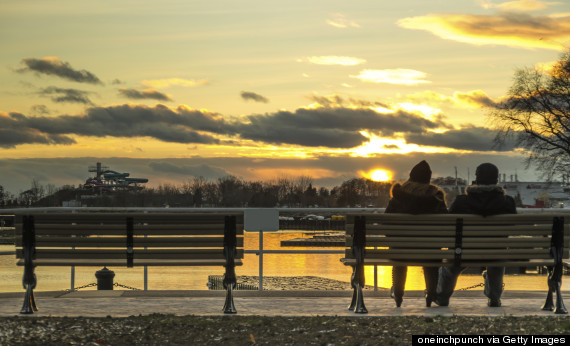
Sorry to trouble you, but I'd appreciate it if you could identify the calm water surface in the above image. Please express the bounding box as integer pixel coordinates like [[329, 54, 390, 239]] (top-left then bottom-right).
[[0, 232, 558, 293]]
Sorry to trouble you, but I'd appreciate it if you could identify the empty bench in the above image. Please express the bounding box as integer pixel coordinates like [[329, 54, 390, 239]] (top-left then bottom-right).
[[15, 212, 244, 314], [341, 213, 569, 314]]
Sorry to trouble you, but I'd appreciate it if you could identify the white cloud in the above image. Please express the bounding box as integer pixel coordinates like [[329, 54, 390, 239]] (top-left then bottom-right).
[[351, 69, 431, 85], [304, 56, 366, 66], [326, 13, 360, 29], [141, 78, 208, 89]]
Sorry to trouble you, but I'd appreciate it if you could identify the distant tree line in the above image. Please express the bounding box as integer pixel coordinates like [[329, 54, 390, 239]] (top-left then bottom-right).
[[0, 175, 477, 209]]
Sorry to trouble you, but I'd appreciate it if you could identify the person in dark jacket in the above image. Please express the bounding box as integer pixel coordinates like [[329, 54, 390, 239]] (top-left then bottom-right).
[[385, 160, 448, 307], [436, 162, 517, 307]]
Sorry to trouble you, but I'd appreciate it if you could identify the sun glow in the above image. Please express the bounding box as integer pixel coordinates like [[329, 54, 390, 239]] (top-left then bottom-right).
[[361, 168, 393, 182]]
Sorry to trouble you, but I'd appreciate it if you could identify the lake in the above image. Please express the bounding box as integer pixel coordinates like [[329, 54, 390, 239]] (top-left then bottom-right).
[[0, 231, 559, 293]]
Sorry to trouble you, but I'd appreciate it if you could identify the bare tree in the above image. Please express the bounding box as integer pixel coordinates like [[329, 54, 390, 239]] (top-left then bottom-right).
[[491, 51, 570, 179]]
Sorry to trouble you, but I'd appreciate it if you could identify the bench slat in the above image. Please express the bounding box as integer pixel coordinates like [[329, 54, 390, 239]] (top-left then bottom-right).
[[17, 249, 244, 260], [17, 236, 244, 248], [346, 228, 566, 238], [346, 213, 564, 224], [17, 258, 244, 267], [16, 224, 245, 236], [341, 258, 556, 267], [349, 236, 552, 248], [21, 212, 244, 222]]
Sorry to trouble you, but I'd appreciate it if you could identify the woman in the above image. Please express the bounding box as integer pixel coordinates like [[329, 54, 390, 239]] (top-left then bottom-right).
[[385, 160, 447, 307]]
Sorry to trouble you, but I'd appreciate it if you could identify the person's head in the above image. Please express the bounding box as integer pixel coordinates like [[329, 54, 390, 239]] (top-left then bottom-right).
[[475, 163, 499, 185], [409, 160, 432, 184]]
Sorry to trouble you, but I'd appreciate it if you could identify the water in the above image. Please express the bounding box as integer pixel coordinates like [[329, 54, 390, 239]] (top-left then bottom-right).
[[0, 232, 557, 293]]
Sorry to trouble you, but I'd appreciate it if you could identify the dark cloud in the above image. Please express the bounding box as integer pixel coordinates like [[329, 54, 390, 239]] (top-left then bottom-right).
[[241, 91, 269, 103], [0, 103, 454, 149], [30, 105, 50, 116], [404, 126, 521, 151], [111, 79, 124, 85], [383, 144, 399, 149], [2, 104, 222, 145], [119, 88, 172, 101], [18, 57, 103, 84], [39, 87, 94, 105], [307, 94, 391, 109], [0, 112, 75, 148], [235, 107, 444, 148]]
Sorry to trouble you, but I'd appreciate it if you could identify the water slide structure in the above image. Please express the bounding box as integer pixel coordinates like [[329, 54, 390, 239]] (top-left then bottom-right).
[[82, 162, 148, 191]]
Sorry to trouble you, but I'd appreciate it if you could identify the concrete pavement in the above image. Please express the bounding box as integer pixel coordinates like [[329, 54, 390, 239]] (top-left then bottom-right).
[[0, 290, 567, 317]]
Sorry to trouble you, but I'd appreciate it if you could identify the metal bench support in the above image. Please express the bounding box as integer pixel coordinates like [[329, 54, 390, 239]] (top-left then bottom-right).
[[542, 216, 567, 314], [348, 216, 367, 313], [222, 215, 238, 313], [20, 215, 38, 314]]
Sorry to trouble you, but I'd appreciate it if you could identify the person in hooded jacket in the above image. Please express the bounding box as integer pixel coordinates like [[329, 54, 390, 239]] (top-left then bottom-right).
[[436, 163, 517, 307], [385, 160, 448, 307]]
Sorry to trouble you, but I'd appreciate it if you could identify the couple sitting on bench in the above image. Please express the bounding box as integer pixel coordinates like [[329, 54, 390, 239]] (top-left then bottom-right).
[[385, 160, 516, 308]]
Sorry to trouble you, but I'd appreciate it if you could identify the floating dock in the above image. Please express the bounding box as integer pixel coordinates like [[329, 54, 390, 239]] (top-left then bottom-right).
[[281, 235, 345, 247]]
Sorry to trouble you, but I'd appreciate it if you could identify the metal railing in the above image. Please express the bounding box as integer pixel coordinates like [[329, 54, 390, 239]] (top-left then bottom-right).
[[1, 207, 569, 291]]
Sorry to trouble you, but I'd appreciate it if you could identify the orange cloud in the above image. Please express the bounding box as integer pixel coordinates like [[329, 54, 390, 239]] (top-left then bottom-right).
[[398, 12, 570, 50], [479, 0, 561, 11], [405, 90, 498, 109]]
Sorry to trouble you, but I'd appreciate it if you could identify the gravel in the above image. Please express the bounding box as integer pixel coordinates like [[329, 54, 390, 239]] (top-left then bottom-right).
[[1, 315, 569, 345]]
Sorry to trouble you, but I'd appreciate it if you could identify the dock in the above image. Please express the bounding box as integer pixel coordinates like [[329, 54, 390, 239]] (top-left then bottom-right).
[[281, 234, 344, 247]]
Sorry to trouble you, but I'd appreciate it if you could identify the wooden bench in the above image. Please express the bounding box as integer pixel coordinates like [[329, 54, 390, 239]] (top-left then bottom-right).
[[341, 213, 569, 314], [15, 212, 244, 314]]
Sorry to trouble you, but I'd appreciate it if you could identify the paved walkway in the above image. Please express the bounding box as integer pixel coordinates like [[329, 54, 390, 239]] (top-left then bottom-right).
[[0, 290, 566, 317]]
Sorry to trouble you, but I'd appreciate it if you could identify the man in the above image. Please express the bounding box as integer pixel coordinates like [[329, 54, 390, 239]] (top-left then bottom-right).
[[436, 163, 516, 307], [385, 160, 448, 307]]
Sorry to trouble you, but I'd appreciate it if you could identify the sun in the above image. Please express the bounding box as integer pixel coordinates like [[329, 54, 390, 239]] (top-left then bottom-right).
[[369, 169, 392, 182]]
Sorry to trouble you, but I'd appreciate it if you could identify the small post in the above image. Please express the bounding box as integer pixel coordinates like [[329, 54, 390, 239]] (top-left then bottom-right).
[[70, 266, 75, 291], [95, 267, 115, 290], [259, 230, 263, 291], [144, 235, 148, 290], [144, 266, 148, 291], [374, 265, 378, 292], [374, 245, 378, 291]]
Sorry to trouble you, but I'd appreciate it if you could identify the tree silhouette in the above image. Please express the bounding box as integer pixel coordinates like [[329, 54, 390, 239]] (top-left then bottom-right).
[[491, 51, 570, 179]]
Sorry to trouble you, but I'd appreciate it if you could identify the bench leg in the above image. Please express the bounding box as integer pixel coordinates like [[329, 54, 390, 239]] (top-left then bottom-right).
[[542, 263, 568, 314], [20, 264, 37, 314], [223, 282, 237, 314], [348, 266, 357, 311], [353, 283, 367, 314], [541, 275, 554, 312], [222, 256, 237, 314], [348, 264, 367, 313]]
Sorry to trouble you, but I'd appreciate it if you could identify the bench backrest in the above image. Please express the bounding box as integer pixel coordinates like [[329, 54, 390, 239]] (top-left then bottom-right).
[[15, 212, 244, 267], [345, 213, 569, 267]]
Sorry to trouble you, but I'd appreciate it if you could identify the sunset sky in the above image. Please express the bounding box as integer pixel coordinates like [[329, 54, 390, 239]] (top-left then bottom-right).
[[1, 0, 569, 193]]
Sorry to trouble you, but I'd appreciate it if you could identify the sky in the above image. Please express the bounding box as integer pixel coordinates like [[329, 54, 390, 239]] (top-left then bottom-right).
[[1, 0, 569, 193]]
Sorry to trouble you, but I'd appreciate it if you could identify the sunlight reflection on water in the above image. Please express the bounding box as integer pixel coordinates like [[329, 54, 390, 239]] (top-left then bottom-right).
[[0, 231, 559, 292]]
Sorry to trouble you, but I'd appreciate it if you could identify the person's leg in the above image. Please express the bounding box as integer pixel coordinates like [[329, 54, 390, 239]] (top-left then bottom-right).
[[436, 266, 464, 306], [391, 266, 407, 307], [423, 266, 439, 307], [484, 266, 505, 306]]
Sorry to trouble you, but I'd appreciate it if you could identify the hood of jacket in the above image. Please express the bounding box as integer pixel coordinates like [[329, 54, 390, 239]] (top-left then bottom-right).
[[391, 181, 445, 202], [463, 184, 511, 215]]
